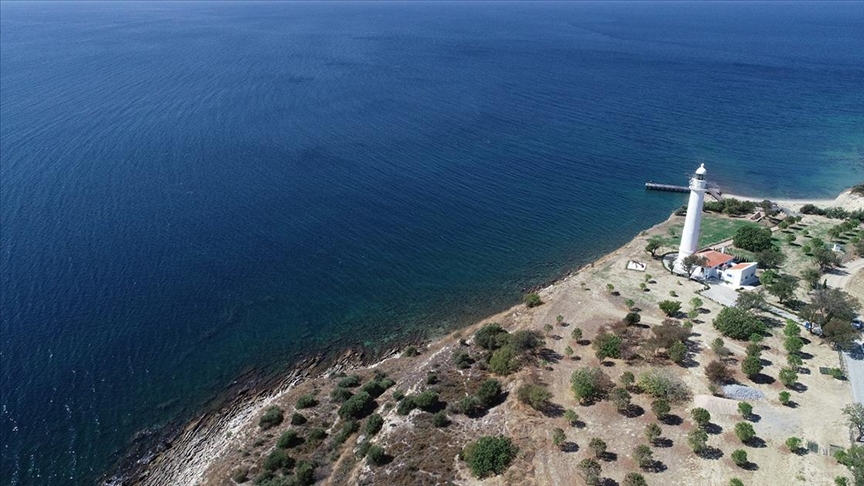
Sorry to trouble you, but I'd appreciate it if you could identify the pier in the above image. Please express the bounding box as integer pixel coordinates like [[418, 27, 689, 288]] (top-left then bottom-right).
[[645, 182, 724, 201]]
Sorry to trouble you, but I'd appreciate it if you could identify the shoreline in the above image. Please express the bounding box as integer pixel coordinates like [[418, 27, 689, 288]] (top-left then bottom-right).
[[113, 187, 862, 485], [723, 187, 863, 212]]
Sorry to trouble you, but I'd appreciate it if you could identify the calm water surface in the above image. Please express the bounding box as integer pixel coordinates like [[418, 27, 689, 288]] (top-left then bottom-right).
[[1, 2, 862, 484]]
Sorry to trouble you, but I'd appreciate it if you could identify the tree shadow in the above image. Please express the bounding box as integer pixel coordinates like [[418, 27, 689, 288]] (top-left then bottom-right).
[[653, 438, 673, 448], [551, 335, 563, 341], [791, 383, 809, 393], [661, 414, 683, 426], [599, 478, 619, 486], [741, 461, 760, 471], [747, 413, 761, 423], [561, 441, 580, 453], [745, 437, 767, 448], [704, 423, 723, 435], [538, 348, 561, 364], [697, 446, 724, 460], [600, 451, 617, 462], [751, 373, 776, 385], [759, 358, 773, 367], [542, 403, 565, 418], [622, 405, 645, 418], [644, 460, 667, 473], [798, 351, 814, 360]]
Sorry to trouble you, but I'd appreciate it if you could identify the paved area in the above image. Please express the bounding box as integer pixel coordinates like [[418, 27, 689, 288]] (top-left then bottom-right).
[[825, 258, 864, 291], [701, 283, 739, 307], [842, 340, 864, 404]]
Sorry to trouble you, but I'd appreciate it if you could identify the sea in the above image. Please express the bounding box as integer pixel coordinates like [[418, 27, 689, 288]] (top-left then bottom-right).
[[1, 1, 862, 484]]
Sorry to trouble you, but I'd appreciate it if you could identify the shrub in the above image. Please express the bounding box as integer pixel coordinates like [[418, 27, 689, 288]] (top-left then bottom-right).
[[645, 423, 661, 443], [510, 330, 544, 354], [453, 351, 473, 369], [276, 429, 302, 449], [738, 401, 753, 418], [403, 345, 419, 357], [552, 427, 565, 447], [730, 479, 744, 486], [784, 336, 804, 354], [296, 394, 317, 409], [691, 408, 711, 428], [610, 387, 632, 413], [731, 449, 748, 467], [688, 428, 708, 453], [571, 327, 583, 341], [638, 369, 691, 403], [367, 445, 387, 466], [460, 435, 518, 478], [626, 298, 636, 310], [477, 379, 502, 408], [564, 346, 574, 358], [659, 300, 682, 317], [259, 406, 284, 430], [779, 367, 798, 388], [432, 411, 450, 428], [624, 312, 641, 326], [337, 375, 361, 388], [365, 413, 384, 436], [413, 390, 440, 411], [786, 436, 802, 452], [713, 307, 766, 340], [570, 367, 609, 404], [835, 478, 848, 486], [830, 368, 845, 380], [710, 337, 730, 356], [426, 373, 439, 385], [593, 330, 622, 361], [524, 292, 543, 308], [330, 387, 353, 403], [338, 391, 373, 420], [651, 399, 671, 420], [669, 340, 687, 364], [264, 448, 294, 471], [779, 391, 791, 406], [459, 395, 483, 416], [706, 360, 732, 384], [619, 371, 635, 389], [360, 378, 394, 398], [333, 419, 359, 445], [787, 353, 803, 368], [564, 409, 579, 427], [392, 389, 405, 402], [475, 324, 510, 351], [734, 225, 774, 252], [489, 345, 520, 375], [741, 355, 763, 378], [623, 472, 648, 486], [294, 461, 315, 486], [517, 383, 552, 411], [589, 437, 607, 458], [290, 412, 307, 426], [230, 467, 248, 483], [577, 458, 602, 486], [633, 444, 653, 469], [734, 422, 756, 443], [355, 439, 371, 458], [307, 427, 326, 442]]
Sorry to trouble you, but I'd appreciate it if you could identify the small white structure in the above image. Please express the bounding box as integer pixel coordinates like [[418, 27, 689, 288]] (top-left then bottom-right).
[[675, 163, 708, 273], [693, 249, 735, 280], [723, 262, 758, 288]]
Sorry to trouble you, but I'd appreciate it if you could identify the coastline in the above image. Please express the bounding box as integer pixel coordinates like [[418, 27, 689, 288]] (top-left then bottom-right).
[[117, 188, 861, 485]]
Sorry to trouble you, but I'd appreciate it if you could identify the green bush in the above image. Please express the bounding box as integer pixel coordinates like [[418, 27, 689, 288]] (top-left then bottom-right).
[[610, 387, 631, 413], [276, 429, 302, 449], [552, 427, 566, 447], [338, 391, 374, 420], [738, 401, 753, 418], [734, 225, 774, 252], [651, 399, 671, 420], [332, 420, 359, 446], [263, 448, 294, 471], [577, 458, 602, 486], [307, 428, 326, 442], [779, 367, 798, 388], [637, 369, 691, 403], [779, 391, 791, 406], [330, 387, 353, 403], [633, 444, 653, 469], [645, 423, 661, 443], [623, 472, 648, 486], [458, 395, 483, 416], [669, 340, 687, 364], [524, 293, 543, 308], [461, 435, 518, 478], [593, 330, 622, 361], [741, 355, 763, 378], [360, 376, 395, 398], [364, 413, 384, 436], [624, 312, 641, 326], [688, 428, 708, 453], [588, 437, 607, 458], [510, 329, 544, 354], [691, 408, 711, 428], [731, 449, 748, 467], [453, 352, 473, 369], [564, 409, 579, 427], [403, 345, 419, 357], [570, 367, 609, 404], [432, 411, 450, 427], [337, 375, 361, 388], [290, 412, 307, 426], [296, 394, 317, 409], [734, 422, 756, 443], [367, 445, 387, 466], [730, 479, 744, 486], [489, 345, 520, 375], [658, 300, 682, 317], [476, 379, 502, 408], [517, 383, 551, 411], [413, 390, 440, 411], [713, 307, 766, 340], [474, 324, 510, 351], [294, 461, 315, 486], [786, 436, 802, 452], [259, 406, 284, 430]]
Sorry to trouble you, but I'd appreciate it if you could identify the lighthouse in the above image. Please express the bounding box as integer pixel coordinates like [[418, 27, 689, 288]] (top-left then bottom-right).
[[675, 163, 708, 273]]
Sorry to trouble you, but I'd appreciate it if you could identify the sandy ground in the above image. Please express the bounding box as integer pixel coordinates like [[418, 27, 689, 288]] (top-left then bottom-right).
[[132, 190, 863, 486], [724, 189, 864, 213]]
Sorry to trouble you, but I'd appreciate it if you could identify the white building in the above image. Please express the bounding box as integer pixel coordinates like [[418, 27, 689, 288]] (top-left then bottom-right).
[[674, 164, 708, 274], [692, 249, 735, 280], [723, 262, 759, 288]]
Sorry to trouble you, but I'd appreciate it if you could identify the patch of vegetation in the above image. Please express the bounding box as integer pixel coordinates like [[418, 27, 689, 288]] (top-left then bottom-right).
[[577, 458, 602, 486], [337, 374, 361, 388], [259, 406, 284, 430], [733, 225, 774, 252], [276, 429, 302, 449], [571, 367, 610, 404], [637, 369, 691, 403], [592, 330, 622, 361], [367, 445, 387, 466], [658, 300, 682, 317], [489, 345, 521, 375], [364, 413, 384, 436], [290, 412, 307, 426], [713, 306, 766, 340], [338, 391, 374, 420], [296, 394, 317, 409], [731, 449, 748, 467], [263, 448, 295, 472], [460, 435, 518, 478], [524, 292, 543, 308], [474, 324, 510, 351], [517, 383, 551, 411], [734, 422, 756, 443]]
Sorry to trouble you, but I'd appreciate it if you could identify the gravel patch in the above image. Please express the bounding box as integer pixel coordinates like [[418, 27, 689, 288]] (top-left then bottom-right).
[[722, 384, 765, 400]]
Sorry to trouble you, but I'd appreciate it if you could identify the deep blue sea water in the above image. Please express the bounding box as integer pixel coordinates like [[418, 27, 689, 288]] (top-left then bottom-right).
[[1, 1, 862, 484]]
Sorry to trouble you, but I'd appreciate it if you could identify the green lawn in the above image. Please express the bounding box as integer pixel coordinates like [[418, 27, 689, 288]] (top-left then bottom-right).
[[659, 214, 762, 249]]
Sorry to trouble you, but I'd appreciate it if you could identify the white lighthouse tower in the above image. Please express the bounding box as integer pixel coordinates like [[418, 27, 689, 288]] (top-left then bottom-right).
[[675, 163, 708, 273]]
